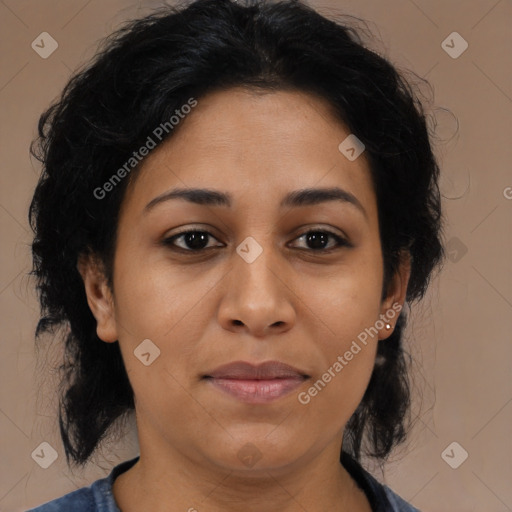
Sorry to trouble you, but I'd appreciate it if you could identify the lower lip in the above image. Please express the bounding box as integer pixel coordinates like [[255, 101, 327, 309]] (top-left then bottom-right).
[[206, 377, 306, 404]]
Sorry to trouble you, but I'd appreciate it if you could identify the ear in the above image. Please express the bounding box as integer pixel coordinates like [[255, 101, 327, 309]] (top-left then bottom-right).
[[378, 251, 411, 340], [77, 253, 118, 343]]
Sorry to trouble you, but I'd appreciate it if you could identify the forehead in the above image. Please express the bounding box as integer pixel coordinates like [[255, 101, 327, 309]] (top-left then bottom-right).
[[122, 87, 376, 216]]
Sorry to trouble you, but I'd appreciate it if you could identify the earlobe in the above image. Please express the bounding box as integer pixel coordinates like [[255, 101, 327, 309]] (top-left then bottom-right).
[[378, 251, 411, 340], [77, 254, 118, 343]]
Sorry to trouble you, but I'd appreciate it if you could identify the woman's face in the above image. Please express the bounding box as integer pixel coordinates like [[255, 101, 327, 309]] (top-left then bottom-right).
[[83, 87, 409, 475]]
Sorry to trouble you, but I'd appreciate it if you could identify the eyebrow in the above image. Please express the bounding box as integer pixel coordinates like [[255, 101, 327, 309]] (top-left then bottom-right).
[[144, 186, 367, 218]]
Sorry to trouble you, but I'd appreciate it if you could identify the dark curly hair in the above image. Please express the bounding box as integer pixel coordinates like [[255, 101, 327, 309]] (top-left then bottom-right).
[[29, 0, 444, 468]]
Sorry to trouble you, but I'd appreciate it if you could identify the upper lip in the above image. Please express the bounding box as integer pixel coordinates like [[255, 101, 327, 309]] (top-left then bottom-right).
[[204, 361, 309, 380]]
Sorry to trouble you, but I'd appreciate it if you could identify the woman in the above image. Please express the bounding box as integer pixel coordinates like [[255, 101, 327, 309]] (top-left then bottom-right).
[[27, 0, 444, 510]]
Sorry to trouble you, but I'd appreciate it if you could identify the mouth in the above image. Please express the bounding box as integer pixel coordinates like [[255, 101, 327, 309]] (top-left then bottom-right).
[[202, 361, 310, 404]]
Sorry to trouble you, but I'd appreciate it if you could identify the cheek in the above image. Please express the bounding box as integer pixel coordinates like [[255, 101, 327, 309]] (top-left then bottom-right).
[[110, 257, 214, 403], [298, 321, 378, 431], [112, 280, 209, 429], [112, 249, 213, 340], [301, 349, 377, 438], [294, 267, 382, 423], [302, 259, 384, 348]]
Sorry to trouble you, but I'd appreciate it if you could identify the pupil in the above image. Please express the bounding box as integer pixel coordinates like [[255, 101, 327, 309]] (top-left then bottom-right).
[[186, 232, 209, 249], [307, 232, 328, 249]]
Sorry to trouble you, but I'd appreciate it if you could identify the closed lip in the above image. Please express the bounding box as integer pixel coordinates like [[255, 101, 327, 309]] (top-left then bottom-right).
[[203, 360, 310, 380]]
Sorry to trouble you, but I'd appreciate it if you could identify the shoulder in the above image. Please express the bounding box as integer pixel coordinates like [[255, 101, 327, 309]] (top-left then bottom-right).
[[360, 467, 420, 512], [340, 451, 421, 512], [381, 485, 421, 512]]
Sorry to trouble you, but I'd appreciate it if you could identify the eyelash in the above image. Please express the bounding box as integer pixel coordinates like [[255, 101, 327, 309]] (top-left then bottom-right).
[[162, 228, 350, 254]]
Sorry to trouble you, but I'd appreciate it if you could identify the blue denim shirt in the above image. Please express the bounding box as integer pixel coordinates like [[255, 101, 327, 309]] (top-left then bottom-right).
[[27, 453, 420, 511]]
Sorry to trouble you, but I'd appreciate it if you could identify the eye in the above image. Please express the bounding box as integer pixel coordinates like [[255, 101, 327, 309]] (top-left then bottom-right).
[[290, 229, 350, 252], [162, 228, 350, 253], [162, 230, 223, 252]]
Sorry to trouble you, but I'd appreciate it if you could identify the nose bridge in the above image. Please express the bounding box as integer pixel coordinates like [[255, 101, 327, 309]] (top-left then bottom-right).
[[233, 232, 281, 299], [218, 231, 296, 335]]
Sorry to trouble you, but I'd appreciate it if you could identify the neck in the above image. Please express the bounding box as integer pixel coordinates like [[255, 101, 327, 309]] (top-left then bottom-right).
[[112, 441, 371, 512]]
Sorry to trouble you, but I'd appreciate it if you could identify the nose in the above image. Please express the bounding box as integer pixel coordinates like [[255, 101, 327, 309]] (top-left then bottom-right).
[[217, 241, 296, 337]]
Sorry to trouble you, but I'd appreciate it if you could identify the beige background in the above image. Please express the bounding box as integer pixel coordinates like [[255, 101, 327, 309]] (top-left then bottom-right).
[[0, 0, 511, 511]]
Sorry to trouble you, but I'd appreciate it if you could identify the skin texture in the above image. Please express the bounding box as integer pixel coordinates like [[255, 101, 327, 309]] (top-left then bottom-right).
[[79, 87, 410, 512]]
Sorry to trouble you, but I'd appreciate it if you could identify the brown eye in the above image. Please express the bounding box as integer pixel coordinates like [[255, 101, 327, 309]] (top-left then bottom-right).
[[291, 230, 350, 251], [162, 228, 350, 254], [163, 230, 223, 251]]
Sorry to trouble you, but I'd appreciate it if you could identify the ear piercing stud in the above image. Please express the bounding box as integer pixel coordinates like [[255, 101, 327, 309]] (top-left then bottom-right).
[[385, 323, 391, 330]]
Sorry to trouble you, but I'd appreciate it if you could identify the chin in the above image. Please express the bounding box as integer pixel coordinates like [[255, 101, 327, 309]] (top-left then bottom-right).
[[202, 432, 308, 474]]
